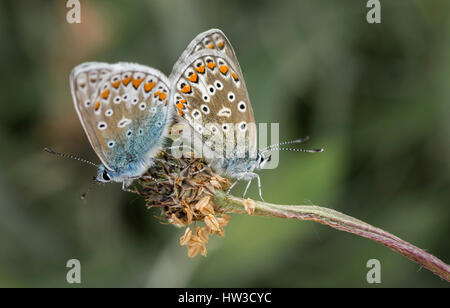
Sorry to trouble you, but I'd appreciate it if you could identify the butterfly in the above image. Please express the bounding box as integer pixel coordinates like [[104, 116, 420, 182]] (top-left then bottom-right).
[[69, 62, 171, 188], [168, 29, 323, 201]]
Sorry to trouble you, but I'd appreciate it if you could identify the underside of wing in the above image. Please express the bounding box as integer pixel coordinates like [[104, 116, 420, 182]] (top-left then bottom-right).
[[71, 62, 171, 173], [170, 49, 256, 159]]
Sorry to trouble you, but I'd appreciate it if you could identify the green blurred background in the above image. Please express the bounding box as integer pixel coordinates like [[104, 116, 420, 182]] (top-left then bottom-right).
[[0, 0, 449, 287]]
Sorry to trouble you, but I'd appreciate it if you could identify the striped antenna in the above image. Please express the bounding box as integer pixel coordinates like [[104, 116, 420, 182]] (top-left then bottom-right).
[[261, 147, 324, 155], [261, 136, 310, 151], [43, 147, 98, 168]]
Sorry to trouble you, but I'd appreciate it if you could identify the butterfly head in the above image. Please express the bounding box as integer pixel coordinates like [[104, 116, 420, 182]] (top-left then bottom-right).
[[95, 164, 137, 185], [95, 164, 113, 183], [255, 151, 272, 170]]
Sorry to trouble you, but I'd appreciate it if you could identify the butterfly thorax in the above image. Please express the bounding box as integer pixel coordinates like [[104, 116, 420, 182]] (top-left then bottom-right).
[[210, 155, 259, 180]]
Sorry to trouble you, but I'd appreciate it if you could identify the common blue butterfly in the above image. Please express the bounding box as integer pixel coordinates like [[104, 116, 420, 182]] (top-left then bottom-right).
[[70, 62, 171, 188], [169, 29, 323, 200]]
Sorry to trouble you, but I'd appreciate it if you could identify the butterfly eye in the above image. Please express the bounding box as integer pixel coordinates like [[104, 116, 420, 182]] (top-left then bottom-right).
[[102, 170, 111, 181]]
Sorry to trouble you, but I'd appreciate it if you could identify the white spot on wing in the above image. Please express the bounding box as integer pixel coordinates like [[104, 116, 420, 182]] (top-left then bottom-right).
[[217, 107, 231, 117]]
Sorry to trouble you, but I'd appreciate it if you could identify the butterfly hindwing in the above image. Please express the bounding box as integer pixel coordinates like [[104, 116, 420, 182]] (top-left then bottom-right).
[[170, 30, 256, 158], [71, 62, 170, 175]]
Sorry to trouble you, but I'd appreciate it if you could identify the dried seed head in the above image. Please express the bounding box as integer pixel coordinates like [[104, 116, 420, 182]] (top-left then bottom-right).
[[180, 227, 192, 246], [130, 151, 232, 258], [205, 214, 221, 233]]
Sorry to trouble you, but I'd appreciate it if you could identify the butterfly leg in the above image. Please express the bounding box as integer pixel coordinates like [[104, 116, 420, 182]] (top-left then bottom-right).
[[154, 158, 182, 169], [242, 179, 252, 198], [226, 174, 245, 196], [255, 173, 264, 202], [192, 161, 213, 175], [140, 175, 159, 183], [121, 181, 136, 193]]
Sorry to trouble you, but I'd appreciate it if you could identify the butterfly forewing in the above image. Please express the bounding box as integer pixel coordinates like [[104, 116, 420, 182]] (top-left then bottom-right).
[[71, 62, 170, 172]]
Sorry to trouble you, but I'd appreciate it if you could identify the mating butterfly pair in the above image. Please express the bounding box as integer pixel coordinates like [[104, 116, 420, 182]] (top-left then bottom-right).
[[70, 29, 321, 200]]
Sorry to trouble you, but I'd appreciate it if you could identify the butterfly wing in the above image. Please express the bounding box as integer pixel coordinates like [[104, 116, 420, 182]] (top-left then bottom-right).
[[71, 62, 170, 176], [170, 29, 257, 159], [173, 28, 240, 72]]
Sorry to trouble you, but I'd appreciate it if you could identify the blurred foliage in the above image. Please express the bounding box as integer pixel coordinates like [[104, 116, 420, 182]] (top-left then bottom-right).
[[0, 0, 449, 287]]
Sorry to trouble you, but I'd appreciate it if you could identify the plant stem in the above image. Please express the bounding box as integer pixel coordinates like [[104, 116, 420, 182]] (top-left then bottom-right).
[[214, 191, 450, 282]]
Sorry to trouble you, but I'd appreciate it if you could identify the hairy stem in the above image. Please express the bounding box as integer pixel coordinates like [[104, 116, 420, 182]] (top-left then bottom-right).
[[214, 191, 450, 282]]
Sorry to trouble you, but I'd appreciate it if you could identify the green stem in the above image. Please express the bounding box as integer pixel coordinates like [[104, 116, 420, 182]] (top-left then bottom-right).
[[214, 191, 450, 282]]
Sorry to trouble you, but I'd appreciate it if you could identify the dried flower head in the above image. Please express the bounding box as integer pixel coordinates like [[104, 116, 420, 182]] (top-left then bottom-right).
[[130, 151, 231, 257]]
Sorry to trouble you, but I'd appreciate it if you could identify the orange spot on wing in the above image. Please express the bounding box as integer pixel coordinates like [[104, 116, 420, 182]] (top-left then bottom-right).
[[159, 92, 167, 100], [179, 99, 186, 104], [112, 81, 120, 89], [154, 91, 167, 101], [122, 76, 132, 85], [218, 41, 225, 49], [144, 82, 156, 92], [132, 78, 144, 89], [219, 65, 229, 75], [231, 72, 239, 81], [196, 65, 205, 74], [181, 85, 191, 93], [188, 72, 198, 83], [207, 62, 216, 70], [178, 109, 184, 117], [94, 101, 101, 111], [101, 89, 110, 99], [176, 102, 185, 110], [207, 43, 214, 49]]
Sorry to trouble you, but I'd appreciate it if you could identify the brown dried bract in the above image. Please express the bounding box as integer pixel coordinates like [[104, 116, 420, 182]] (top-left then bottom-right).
[[244, 198, 256, 215]]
